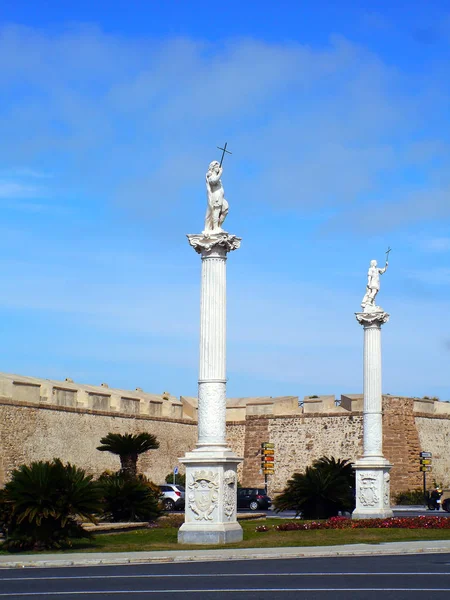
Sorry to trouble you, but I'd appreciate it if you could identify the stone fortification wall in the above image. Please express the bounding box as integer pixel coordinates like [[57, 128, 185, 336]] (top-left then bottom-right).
[[225, 422, 246, 482], [0, 399, 197, 487], [383, 396, 422, 493], [1, 370, 450, 500], [243, 413, 363, 496], [0, 372, 184, 419], [415, 414, 450, 488], [236, 396, 450, 498]]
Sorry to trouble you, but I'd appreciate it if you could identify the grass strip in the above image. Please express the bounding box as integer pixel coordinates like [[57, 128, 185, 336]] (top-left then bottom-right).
[[3, 518, 450, 554]]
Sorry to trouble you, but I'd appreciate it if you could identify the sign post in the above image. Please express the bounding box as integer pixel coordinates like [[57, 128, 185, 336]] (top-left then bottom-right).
[[173, 466, 179, 485], [261, 442, 275, 495], [420, 452, 432, 506]]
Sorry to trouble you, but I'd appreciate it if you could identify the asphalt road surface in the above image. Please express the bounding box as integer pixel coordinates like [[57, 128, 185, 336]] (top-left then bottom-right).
[[238, 507, 450, 518], [2, 553, 450, 599]]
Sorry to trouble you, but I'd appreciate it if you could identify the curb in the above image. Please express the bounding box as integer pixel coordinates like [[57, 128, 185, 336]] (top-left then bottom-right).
[[2, 542, 450, 568]]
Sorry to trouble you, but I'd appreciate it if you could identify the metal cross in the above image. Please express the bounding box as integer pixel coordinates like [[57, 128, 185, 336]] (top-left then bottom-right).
[[385, 246, 392, 263], [217, 142, 232, 167]]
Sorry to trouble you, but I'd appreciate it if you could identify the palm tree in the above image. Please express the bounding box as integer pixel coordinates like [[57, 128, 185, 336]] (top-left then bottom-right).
[[96, 433, 160, 479], [98, 472, 161, 522], [274, 456, 354, 519], [312, 456, 355, 486], [1, 459, 101, 551]]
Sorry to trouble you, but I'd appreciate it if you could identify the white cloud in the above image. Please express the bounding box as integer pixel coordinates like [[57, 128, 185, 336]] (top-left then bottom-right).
[[0, 181, 39, 198], [0, 25, 447, 234], [405, 268, 450, 286], [422, 237, 450, 252]]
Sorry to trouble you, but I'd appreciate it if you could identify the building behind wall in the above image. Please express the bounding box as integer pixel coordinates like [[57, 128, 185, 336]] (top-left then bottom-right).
[[0, 372, 448, 498]]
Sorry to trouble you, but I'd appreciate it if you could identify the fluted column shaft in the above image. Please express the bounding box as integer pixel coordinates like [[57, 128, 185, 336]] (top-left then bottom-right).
[[353, 309, 392, 519], [179, 224, 243, 544], [198, 245, 227, 446], [186, 231, 241, 450], [363, 322, 383, 458]]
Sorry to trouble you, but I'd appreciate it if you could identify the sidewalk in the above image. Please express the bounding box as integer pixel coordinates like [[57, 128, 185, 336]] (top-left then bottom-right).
[[1, 539, 450, 569]]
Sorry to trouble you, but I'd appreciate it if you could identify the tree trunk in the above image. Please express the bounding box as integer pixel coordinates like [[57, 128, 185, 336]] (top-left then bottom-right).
[[120, 454, 138, 479]]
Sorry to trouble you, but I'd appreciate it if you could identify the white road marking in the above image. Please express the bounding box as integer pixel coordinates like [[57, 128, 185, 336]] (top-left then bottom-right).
[[1, 572, 450, 581], [2, 588, 450, 596]]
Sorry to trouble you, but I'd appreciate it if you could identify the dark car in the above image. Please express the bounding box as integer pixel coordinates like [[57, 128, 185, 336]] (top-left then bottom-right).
[[441, 489, 450, 512], [237, 487, 272, 511]]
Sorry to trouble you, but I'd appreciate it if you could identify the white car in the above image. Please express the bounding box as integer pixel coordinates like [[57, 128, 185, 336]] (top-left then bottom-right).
[[158, 484, 185, 511]]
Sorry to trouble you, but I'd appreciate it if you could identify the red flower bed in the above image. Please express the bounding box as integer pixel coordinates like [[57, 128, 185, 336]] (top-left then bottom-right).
[[275, 516, 450, 531]]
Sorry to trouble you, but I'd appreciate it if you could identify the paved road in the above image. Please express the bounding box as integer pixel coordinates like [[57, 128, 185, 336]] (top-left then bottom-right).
[[261, 507, 450, 518], [2, 553, 450, 599]]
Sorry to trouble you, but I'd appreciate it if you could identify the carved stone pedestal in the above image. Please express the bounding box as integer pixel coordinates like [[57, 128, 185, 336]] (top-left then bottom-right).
[[178, 450, 242, 544], [178, 230, 243, 544], [353, 309, 393, 519], [352, 459, 393, 519]]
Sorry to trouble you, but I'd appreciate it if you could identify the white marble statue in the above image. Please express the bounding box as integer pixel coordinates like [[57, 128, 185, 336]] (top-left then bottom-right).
[[204, 161, 229, 233], [361, 259, 388, 311]]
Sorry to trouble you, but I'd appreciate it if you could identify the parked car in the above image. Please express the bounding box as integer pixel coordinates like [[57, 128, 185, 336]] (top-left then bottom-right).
[[237, 487, 272, 511], [441, 489, 450, 513], [158, 484, 185, 511]]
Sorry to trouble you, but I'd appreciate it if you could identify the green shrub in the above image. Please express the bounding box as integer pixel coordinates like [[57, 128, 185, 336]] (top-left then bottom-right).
[[274, 456, 354, 519], [165, 472, 186, 487], [394, 489, 427, 505], [98, 472, 161, 522], [2, 459, 101, 552]]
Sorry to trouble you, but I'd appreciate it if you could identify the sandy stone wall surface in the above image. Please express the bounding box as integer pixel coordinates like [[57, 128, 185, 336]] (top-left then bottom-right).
[[266, 413, 364, 496], [242, 417, 270, 488], [415, 414, 450, 488], [0, 399, 197, 486], [226, 422, 246, 482], [382, 397, 422, 496], [2, 394, 450, 500]]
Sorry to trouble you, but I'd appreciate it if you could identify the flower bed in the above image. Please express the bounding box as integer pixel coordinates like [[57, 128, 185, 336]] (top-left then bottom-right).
[[269, 516, 450, 531]]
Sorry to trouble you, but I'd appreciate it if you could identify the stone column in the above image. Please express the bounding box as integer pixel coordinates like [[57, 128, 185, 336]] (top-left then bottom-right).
[[352, 310, 393, 519], [178, 231, 243, 544]]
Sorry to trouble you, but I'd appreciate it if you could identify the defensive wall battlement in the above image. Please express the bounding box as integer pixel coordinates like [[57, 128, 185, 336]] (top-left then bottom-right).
[[1, 372, 447, 421]]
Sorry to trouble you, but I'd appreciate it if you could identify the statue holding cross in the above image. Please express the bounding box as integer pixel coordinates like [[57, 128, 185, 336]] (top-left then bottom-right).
[[361, 247, 391, 312], [204, 142, 232, 234]]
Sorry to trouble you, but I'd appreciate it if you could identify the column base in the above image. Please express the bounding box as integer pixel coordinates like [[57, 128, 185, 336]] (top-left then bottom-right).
[[178, 448, 243, 545], [352, 458, 393, 520], [178, 522, 243, 545]]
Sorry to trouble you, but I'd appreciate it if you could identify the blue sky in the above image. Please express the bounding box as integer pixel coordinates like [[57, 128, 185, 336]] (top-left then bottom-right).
[[0, 1, 449, 400]]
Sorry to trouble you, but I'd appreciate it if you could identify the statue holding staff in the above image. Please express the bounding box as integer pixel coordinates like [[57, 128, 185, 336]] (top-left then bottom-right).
[[361, 247, 391, 311], [204, 161, 229, 233], [203, 142, 232, 234]]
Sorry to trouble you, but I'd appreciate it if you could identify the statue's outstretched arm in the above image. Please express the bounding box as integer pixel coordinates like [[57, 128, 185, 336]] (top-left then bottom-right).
[[207, 172, 221, 184]]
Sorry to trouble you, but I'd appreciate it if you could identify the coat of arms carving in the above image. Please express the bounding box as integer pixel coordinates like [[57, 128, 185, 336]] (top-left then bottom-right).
[[188, 470, 219, 521], [359, 473, 379, 507]]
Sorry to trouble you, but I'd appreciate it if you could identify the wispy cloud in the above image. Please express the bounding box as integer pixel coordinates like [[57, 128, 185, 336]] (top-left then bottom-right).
[[0, 23, 449, 399], [421, 237, 450, 252], [0, 181, 40, 199], [406, 268, 450, 286], [0, 168, 53, 179], [0, 25, 448, 235]]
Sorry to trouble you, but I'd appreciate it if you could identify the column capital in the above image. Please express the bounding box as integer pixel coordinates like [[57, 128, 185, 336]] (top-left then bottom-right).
[[355, 310, 390, 327], [187, 231, 241, 256]]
